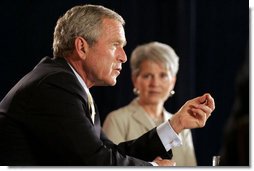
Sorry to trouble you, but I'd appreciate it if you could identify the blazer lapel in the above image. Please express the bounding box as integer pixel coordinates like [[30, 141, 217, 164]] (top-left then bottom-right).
[[130, 99, 155, 131]]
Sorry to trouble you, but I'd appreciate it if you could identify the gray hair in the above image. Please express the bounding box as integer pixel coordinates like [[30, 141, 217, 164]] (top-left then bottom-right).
[[53, 4, 125, 57], [130, 41, 179, 77]]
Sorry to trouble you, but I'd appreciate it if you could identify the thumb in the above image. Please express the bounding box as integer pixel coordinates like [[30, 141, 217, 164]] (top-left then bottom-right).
[[198, 93, 209, 104], [154, 156, 162, 161]]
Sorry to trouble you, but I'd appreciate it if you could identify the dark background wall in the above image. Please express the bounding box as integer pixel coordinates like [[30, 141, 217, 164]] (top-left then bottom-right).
[[0, 0, 249, 166]]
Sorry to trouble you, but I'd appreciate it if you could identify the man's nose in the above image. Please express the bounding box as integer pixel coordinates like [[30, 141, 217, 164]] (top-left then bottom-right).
[[117, 48, 127, 63]]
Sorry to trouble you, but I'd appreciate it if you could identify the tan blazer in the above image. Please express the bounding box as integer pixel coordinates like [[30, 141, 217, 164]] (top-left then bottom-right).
[[103, 98, 197, 166]]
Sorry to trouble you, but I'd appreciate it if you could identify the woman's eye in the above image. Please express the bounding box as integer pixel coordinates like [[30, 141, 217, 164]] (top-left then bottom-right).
[[142, 74, 152, 79], [160, 73, 170, 80]]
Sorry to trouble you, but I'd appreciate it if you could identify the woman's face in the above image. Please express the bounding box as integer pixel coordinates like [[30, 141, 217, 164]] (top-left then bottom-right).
[[133, 60, 176, 106]]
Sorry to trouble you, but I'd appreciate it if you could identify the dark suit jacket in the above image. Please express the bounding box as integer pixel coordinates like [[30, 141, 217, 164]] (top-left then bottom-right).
[[0, 57, 172, 166]]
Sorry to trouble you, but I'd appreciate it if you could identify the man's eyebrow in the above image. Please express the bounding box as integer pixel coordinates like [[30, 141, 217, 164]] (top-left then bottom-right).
[[122, 40, 127, 47]]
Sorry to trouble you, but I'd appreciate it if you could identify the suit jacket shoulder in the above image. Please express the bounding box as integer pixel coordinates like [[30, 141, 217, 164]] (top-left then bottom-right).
[[0, 57, 167, 165]]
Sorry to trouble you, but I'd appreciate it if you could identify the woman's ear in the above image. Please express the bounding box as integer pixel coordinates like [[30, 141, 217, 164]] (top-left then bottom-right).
[[74, 37, 89, 59]]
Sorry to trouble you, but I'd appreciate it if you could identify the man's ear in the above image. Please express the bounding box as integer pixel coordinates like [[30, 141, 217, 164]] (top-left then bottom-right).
[[75, 37, 89, 59]]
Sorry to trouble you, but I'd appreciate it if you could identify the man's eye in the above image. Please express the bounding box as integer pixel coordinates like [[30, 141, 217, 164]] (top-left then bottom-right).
[[113, 42, 120, 47]]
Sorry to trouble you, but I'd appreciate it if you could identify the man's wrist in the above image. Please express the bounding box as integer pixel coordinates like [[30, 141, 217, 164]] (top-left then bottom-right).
[[157, 121, 182, 151], [168, 115, 183, 134]]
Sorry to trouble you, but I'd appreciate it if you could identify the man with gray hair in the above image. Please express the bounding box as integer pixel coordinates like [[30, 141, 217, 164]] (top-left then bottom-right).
[[0, 4, 215, 166]]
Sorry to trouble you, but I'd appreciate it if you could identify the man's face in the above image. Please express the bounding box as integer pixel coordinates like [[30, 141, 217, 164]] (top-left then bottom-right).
[[84, 18, 127, 86]]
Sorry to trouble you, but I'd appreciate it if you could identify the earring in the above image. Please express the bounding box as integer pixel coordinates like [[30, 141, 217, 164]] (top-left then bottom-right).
[[169, 90, 175, 97], [133, 88, 140, 95]]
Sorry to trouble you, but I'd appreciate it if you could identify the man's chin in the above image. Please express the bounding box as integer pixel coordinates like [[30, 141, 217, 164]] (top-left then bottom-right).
[[107, 77, 117, 86], [96, 79, 117, 86], [108, 79, 117, 86]]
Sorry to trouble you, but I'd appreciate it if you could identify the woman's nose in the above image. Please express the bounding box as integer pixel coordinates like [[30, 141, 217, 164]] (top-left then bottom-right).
[[150, 76, 160, 86]]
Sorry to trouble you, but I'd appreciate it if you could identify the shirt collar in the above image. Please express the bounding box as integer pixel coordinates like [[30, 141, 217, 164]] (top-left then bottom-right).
[[67, 63, 90, 94]]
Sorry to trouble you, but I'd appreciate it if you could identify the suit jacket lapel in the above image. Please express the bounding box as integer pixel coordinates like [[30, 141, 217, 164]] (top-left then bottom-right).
[[52, 57, 96, 126]]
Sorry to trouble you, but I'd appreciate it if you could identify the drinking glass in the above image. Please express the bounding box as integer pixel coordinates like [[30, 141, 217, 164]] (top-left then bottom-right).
[[212, 156, 221, 166]]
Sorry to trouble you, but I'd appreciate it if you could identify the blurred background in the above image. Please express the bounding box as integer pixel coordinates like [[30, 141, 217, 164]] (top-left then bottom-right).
[[0, 0, 249, 166]]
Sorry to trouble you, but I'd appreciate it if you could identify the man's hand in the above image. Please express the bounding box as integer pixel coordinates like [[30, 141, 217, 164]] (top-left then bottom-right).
[[153, 156, 176, 166], [169, 93, 215, 133]]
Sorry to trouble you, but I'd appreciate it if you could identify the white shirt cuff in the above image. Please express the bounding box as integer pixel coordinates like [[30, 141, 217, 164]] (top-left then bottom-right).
[[156, 121, 182, 151], [149, 162, 158, 166]]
